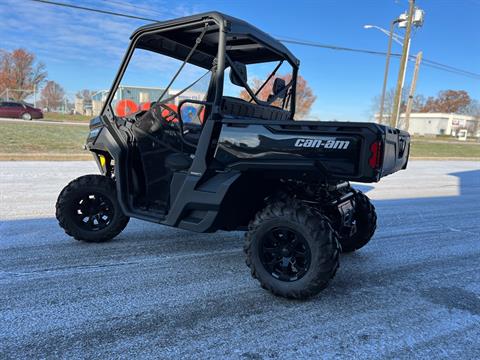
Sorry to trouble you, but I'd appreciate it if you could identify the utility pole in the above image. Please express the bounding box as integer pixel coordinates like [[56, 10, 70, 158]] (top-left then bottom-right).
[[391, 0, 415, 128], [33, 84, 36, 108], [377, 19, 402, 124], [404, 51, 423, 131]]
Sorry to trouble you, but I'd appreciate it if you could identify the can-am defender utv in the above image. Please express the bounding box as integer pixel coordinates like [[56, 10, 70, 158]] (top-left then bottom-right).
[[56, 12, 410, 299]]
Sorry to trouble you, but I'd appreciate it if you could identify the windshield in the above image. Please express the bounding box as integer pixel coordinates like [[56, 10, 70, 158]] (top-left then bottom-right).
[[108, 48, 212, 124]]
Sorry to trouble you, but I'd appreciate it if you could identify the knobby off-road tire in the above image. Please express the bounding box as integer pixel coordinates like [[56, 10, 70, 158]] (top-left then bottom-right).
[[244, 199, 340, 299], [339, 191, 377, 253], [56, 175, 129, 242]]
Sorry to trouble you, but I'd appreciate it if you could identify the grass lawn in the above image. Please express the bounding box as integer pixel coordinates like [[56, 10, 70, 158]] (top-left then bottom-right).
[[0, 121, 90, 160], [0, 120, 479, 160], [410, 140, 480, 158], [43, 112, 91, 122]]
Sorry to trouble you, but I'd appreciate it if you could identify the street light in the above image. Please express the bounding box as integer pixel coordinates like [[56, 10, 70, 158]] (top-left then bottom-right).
[[364, 3, 424, 126], [364, 24, 404, 46], [364, 19, 401, 124]]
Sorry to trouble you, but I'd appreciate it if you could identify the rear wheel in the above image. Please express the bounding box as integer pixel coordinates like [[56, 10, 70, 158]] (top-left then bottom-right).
[[56, 175, 129, 242], [244, 199, 340, 299], [338, 191, 377, 253], [22, 112, 32, 120]]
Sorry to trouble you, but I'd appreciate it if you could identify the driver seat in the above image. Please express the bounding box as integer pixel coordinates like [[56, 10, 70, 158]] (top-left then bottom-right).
[[165, 152, 193, 171], [183, 126, 202, 146]]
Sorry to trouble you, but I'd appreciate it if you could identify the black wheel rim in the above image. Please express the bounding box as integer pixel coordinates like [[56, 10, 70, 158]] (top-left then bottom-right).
[[259, 226, 311, 282], [72, 193, 114, 231]]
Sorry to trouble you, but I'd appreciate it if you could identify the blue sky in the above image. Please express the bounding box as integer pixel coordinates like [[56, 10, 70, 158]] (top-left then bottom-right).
[[1, 0, 479, 121]]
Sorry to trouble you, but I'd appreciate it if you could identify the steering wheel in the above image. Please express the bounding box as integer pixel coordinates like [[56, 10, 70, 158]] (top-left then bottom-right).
[[152, 103, 182, 130]]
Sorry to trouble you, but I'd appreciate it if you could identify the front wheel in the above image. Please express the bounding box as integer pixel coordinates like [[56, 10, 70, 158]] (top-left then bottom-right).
[[56, 175, 129, 242], [338, 191, 377, 253], [22, 112, 32, 120], [244, 199, 340, 299]]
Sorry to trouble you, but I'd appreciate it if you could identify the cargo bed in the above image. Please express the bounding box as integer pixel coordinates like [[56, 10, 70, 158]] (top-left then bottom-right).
[[215, 120, 410, 183]]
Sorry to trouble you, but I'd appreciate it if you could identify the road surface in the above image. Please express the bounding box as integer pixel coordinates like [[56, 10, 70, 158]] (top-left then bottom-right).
[[1, 160, 479, 359]]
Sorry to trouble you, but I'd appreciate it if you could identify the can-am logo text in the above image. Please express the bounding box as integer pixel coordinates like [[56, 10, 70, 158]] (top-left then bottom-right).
[[294, 138, 350, 150]]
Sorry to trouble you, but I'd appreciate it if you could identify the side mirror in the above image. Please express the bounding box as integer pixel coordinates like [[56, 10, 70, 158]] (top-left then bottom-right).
[[272, 78, 287, 98], [229, 62, 247, 86]]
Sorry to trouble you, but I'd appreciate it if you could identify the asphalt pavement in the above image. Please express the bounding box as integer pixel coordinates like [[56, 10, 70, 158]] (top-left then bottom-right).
[[0, 160, 479, 359]]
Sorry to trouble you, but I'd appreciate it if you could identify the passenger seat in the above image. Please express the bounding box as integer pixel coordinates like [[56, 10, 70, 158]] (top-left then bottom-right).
[[221, 96, 290, 121]]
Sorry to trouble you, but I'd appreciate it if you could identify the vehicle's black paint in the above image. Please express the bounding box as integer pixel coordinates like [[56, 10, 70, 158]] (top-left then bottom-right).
[[82, 12, 410, 234], [215, 121, 409, 182], [215, 124, 361, 178], [58, 11, 414, 299], [132, 12, 299, 68]]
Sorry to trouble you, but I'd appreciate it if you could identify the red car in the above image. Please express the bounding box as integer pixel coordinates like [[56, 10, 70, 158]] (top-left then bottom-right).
[[0, 101, 43, 120]]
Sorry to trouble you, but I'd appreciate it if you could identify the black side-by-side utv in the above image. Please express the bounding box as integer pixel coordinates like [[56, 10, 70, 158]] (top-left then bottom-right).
[[56, 12, 410, 299]]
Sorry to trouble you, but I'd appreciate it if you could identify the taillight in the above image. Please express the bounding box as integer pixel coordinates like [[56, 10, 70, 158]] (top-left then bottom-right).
[[368, 140, 383, 169]]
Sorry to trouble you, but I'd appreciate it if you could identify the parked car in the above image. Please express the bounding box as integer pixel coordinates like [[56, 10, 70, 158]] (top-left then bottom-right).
[[0, 101, 43, 120]]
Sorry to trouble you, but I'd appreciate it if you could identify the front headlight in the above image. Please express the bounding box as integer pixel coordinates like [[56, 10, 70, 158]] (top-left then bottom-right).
[[89, 116, 103, 129], [87, 127, 101, 142]]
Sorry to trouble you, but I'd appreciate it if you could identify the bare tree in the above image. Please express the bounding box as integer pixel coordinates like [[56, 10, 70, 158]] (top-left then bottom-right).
[[465, 99, 480, 135], [76, 89, 93, 100], [371, 87, 408, 124], [464, 99, 480, 117], [239, 74, 316, 118], [40, 81, 65, 111], [0, 49, 47, 101], [411, 94, 426, 112]]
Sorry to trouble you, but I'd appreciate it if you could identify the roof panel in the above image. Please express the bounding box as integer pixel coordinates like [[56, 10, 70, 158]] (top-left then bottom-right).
[[131, 12, 299, 67]]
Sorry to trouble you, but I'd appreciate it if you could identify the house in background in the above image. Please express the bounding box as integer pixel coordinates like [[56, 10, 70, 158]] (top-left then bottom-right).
[[74, 97, 92, 116], [91, 90, 110, 115]]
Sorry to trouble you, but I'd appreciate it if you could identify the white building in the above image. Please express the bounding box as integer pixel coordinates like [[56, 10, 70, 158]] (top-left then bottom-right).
[[87, 86, 206, 116], [402, 113, 479, 137], [74, 97, 92, 116], [377, 113, 480, 138]]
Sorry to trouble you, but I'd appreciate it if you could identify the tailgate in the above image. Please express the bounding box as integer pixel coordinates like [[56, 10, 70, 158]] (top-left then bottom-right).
[[380, 128, 410, 177]]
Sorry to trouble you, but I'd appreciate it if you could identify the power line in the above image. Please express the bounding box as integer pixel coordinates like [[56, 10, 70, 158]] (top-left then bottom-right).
[[277, 38, 403, 58], [421, 60, 480, 79], [30, 0, 157, 22], [278, 38, 480, 80], [101, 0, 164, 19], [422, 58, 480, 78], [29, 0, 480, 80]]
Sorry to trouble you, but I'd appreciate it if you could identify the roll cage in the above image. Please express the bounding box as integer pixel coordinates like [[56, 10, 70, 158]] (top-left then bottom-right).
[[93, 12, 301, 228], [101, 11, 300, 123]]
